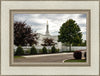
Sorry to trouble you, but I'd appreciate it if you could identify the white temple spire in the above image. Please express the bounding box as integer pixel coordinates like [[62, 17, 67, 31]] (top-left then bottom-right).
[[46, 21, 50, 35], [47, 20, 48, 25]]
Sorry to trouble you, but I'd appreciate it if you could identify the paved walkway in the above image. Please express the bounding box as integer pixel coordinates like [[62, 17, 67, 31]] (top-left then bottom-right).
[[14, 53, 74, 63], [23, 53, 73, 58]]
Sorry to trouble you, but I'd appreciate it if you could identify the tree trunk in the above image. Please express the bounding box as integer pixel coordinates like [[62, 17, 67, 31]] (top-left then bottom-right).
[[69, 44, 72, 51]]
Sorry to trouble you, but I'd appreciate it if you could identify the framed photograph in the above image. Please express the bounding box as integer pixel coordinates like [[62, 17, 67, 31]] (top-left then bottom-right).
[[10, 10, 90, 66], [0, 0, 100, 76]]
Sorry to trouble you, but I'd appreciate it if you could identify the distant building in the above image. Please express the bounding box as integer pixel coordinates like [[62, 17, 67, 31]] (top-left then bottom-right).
[[14, 21, 86, 52], [35, 21, 62, 51]]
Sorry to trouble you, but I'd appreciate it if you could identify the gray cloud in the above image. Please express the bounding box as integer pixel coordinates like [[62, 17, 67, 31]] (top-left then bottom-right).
[[14, 14, 86, 40], [82, 32, 86, 35], [14, 14, 32, 21], [39, 14, 64, 19], [79, 23, 86, 27], [27, 21, 42, 26], [79, 14, 86, 18], [51, 31, 59, 36]]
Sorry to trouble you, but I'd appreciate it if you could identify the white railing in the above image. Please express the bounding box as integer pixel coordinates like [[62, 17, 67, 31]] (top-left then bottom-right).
[[14, 45, 86, 52], [62, 46, 86, 51]]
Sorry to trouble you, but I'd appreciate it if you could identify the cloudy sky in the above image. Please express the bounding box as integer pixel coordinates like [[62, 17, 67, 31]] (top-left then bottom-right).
[[14, 14, 86, 40]]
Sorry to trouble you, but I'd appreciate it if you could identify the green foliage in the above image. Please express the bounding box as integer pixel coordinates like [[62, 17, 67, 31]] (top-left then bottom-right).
[[30, 46, 37, 55], [25, 49, 30, 54], [42, 46, 47, 54], [14, 50, 16, 55], [62, 50, 74, 53], [38, 49, 42, 54], [14, 56, 24, 58], [56, 49, 59, 53], [15, 46, 24, 56], [51, 46, 56, 53], [64, 59, 86, 62], [48, 49, 51, 53], [81, 40, 86, 46], [58, 19, 82, 51], [72, 40, 86, 46]]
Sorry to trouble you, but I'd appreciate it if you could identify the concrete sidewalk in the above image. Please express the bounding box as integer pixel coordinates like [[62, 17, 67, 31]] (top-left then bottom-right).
[[23, 53, 73, 58]]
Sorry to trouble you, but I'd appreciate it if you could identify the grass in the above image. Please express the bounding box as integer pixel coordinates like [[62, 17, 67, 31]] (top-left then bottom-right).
[[64, 59, 86, 62], [62, 51, 75, 53], [14, 56, 24, 58]]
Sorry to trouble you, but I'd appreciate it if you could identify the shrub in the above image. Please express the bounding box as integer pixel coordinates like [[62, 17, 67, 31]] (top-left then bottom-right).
[[30, 46, 37, 55], [56, 49, 59, 53], [39, 49, 42, 54], [15, 46, 24, 56], [25, 49, 30, 54], [84, 52, 86, 60], [42, 46, 47, 54], [14, 50, 16, 56], [51, 46, 56, 53], [48, 49, 51, 53], [73, 51, 82, 59]]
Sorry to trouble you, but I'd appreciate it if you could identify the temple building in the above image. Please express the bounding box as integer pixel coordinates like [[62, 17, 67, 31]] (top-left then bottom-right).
[[14, 21, 86, 53], [35, 21, 62, 51]]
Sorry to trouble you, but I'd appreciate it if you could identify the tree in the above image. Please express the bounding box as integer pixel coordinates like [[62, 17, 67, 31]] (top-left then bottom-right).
[[30, 46, 37, 55], [84, 40, 86, 46], [15, 45, 24, 56], [41, 38, 56, 46], [51, 46, 56, 53], [72, 40, 86, 46], [58, 19, 82, 51], [41, 38, 56, 53], [42, 46, 47, 54], [81, 40, 86, 46], [14, 21, 38, 46]]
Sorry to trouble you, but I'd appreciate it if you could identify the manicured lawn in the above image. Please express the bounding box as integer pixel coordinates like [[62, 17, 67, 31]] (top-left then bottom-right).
[[64, 59, 86, 62], [62, 51, 75, 53], [14, 56, 24, 58]]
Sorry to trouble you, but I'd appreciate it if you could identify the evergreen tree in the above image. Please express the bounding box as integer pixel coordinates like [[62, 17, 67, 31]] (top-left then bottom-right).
[[15, 45, 24, 56], [30, 46, 37, 54], [42, 46, 47, 54], [51, 46, 56, 53]]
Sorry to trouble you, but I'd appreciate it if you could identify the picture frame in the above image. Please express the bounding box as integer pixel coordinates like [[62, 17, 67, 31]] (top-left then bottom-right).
[[0, 0, 100, 76], [10, 10, 90, 66]]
